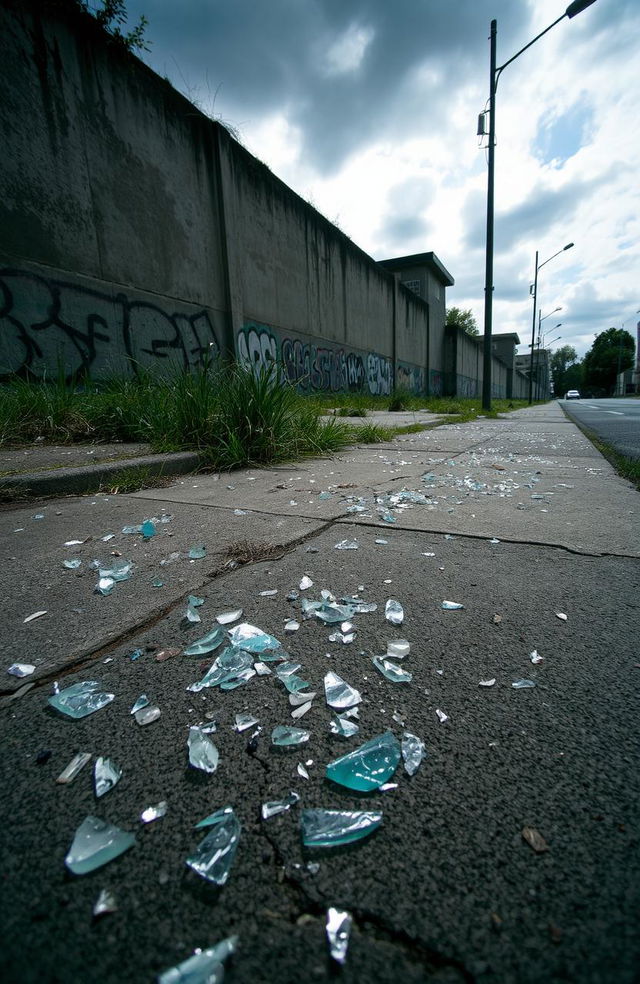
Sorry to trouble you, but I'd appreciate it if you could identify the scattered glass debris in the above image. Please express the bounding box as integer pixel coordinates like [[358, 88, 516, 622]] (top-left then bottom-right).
[[234, 509, 247, 515], [57, 752, 92, 784], [402, 733, 426, 776], [479, 679, 496, 687], [141, 801, 168, 824], [324, 671, 361, 709], [375, 538, 388, 544], [23, 610, 47, 623], [93, 889, 117, 917], [326, 732, 401, 792], [259, 589, 278, 597], [328, 629, 356, 644], [183, 625, 227, 656], [326, 908, 352, 965], [285, 619, 300, 633], [216, 609, 243, 625], [185, 605, 201, 623], [63, 559, 82, 570], [261, 791, 300, 820], [98, 559, 133, 582], [271, 726, 310, 746], [94, 757, 122, 798], [300, 809, 382, 847], [151, 578, 164, 588], [329, 714, 359, 738], [387, 639, 410, 658], [334, 539, 358, 550], [228, 623, 281, 653], [128, 648, 144, 661], [512, 679, 536, 689], [441, 601, 464, 610], [234, 713, 259, 732], [290, 701, 312, 720], [186, 808, 241, 885], [299, 576, 313, 590], [556, 612, 568, 621], [95, 577, 115, 596], [7, 663, 35, 678], [372, 656, 412, 684], [254, 662, 272, 675], [49, 681, 115, 719], [65, 816, 136, 875], [188, 726, 219, 773], [522, 826, 549, 853], [489, 538, 500, 544], [189, 545, 206, 559], [135, 705, 161, 725], [436, 709, 449, 723], [158, 936, 238, 984], [290, 690, 316, 706], [141, 520, 156, 539], [530, 650, 544, 664], [297, 763, 310, 780], [385, 599, 404, 625]]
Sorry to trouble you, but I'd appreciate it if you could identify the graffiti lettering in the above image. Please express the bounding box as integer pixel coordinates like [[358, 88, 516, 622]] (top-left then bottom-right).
[[236, 325, 278, 373], [396, 364, 425, 395], [367, 353, 392, 396], [0, 268, 219, 381]]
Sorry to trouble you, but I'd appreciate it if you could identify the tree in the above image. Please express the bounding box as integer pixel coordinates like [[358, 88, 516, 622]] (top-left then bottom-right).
[[446, 307, 479, 336], [582, 328, 635, 396], [550, 345, 582, 397]]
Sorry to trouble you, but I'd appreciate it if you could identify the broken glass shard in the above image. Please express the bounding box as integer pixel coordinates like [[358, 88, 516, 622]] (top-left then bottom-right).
[[185, 605, 201, 623], [512, 679, 536, 689], [141, 520, 156, 539], [93, 889, 117, 917], [63, 558, 82, 570], [479, 678, 496, 687], [188, 727, 219, 773], [23, 610, 47, 623], [315, 603, 355, 625], [261, 791, 300, 819], [299, 575, 313, 590], [259, 589, 278, 597], [233, 508, 247, 515], [402, 733, 426, 776], [375, 538, 388, 544], [135, 705, 161, 725], [284, 619, 300, 633], [386, 639, 410, 659], [291, 701, 312, 719], [195, 805, 234, 830], [328, 630, 356, 644], [254, 662, 271, 675], [188, 648, 254, 692], [530, 650, 543, 664], [290, 690, 316, 706], [158, 937, 238, 984], [329, 714, 359, 738], [324, 671, 361, 709], [522, 826, 549, 853], [122, 525, 142, 534], [271, 725, 310, 746], [216, 609, 243, 625], [556, 612, 568, 621], [189, 545, 206, 559], [95, 577, 115, 596], [188, 595, 205, 608], [94, 757, 122, 797], [140, 801, 167, 823], [151, 578, 164, 588], [372, 656, 412, 683], [49, 681, 115, 719], [297, 763, 310, 780], [183, 625, 227, 656], [128, 648, 143, 661], [57, 751, 92, 784], [7, 662, 35, 678], [327, 908, 352, 965], [99, 559, 133, 582], [436, 708, 449, 723], [334, 539, 358, 550], [442, 600, 464, 610], [186, 808, 241, 885], [326, 732, 401, 791], [385, 599, 404, 625], [227, 622, 281, 653], [300, 809, 382, 847], [282, 673, 312, 694], [65, 816, 136, 875], [234, 713, 259, 732]]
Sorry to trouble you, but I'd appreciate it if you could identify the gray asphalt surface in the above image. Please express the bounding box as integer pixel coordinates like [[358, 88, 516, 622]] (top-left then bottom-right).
[[1, 404, 639, 984], [561, 397, 640, 460]]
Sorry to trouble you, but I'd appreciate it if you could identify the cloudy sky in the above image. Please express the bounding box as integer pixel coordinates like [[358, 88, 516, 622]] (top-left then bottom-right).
[[123, 0, 639, 358]]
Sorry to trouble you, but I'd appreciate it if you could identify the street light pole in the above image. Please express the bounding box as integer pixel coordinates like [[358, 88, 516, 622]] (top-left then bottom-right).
[[528, 243, 573, 403], [481, 0, 597, 412]]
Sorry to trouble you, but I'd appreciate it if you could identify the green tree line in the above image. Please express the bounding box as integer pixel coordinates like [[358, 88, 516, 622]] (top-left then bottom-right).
[[551, 328, 635, 397]]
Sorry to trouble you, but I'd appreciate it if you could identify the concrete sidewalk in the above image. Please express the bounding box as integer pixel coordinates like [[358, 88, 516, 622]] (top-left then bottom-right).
[[1, 402, 639, 984]]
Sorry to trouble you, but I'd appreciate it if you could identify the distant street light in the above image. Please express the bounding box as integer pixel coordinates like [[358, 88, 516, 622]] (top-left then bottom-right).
[[528, 244, 574, 404], [480, 0, 597, 411]]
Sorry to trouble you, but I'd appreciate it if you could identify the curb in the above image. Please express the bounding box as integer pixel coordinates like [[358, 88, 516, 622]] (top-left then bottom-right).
[[0, 451, 202, 498]]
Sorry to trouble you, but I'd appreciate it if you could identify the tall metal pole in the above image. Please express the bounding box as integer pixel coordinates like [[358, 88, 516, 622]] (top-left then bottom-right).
[[528, 251, 538, 404], [482, 20, 497, 411]]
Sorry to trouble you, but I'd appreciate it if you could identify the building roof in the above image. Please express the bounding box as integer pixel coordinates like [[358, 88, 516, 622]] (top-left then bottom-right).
[[477, 332, 521, 345], [378, 251, 454, 287]]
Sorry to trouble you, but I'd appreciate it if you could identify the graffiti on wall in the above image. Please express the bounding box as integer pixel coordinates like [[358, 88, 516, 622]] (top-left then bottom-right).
[[236, 323, 395, 395], [429, 370, 443, 396], [396, 363, 425, 394], [0, 268, 219, 380]]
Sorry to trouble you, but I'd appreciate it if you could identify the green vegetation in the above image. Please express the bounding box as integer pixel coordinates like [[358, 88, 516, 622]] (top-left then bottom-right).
[[572, 426, 640, 491], [551, 329, 636, 397], [446, 307, 479, 336]]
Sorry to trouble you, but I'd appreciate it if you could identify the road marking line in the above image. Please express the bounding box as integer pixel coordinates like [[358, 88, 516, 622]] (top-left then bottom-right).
[[602, 410, 624, 415]]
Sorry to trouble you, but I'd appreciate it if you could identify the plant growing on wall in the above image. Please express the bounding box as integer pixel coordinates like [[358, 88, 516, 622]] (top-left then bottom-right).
[[47, 0, 151, 52], [446, 307, 479, 336]]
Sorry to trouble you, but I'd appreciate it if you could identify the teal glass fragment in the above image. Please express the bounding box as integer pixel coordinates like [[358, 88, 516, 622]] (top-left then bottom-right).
[[95, 577, 115, 596], [271, 725, 310, 747], [63, 558, 81, 570], [188, 595, 205, 608], [121, 525, 142, 534], [189, 544, 206, 559], [382, 512, 396, 523], [227, 622, 281, 653], [401, 732, 426, 776], [275, 661, 302, 678], [65, 816, 136, 875], [340, 597, 377, 614], [261, 791, 299, 820], [324, 671, 361, 709], [186, 808, 241, 884], [234, 713, 259, 732], [372, 656, 413, 683], [48, 681, 115, 719], [300, 809, 382, 847], [183, 625, 227, 657], [219, 667, 256, 690], [158, 936, 238, 984], [441, 600, 464, 610], [94, 756, 122, 797], [188, 727, 219, 773], [512, 679, 536, 689], [385, 599, 404, 624], [141, 520, 156, 539], [187, 648, 254, 692], [315, 604, 355, 625], [135, 705, 160, 725], [129, 648, 143, 661], [326, 731, 401, 791], [195, 804, 234, 829], [329, 714, 359, 738], [151, 578, 164, 588], [99, 559, 133, 582], [185, 605, 201, 623], [281, 673, 312, 694]]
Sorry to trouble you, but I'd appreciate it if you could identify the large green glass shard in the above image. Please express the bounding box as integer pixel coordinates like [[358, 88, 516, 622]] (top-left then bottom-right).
[[315, 603, 355, 625], [282, 673, 311, 694], [182, 626, 227, 657], [98, 559, 133, 582], [48, 681, 115, 719], [300, 809, 383, 847], [326, 732, 401, 791], [158, 936, 238, 984], [94, 756, 122, 797], [271, 725, 310, 746], [65, 816, 136, 875], [227, 623, 281, 653], [188, 727, 219, 773], [324, 671, 361, 709], [186, 809, 241, 885], [372, 656, 413, 683], [402, 732, 426, 776]]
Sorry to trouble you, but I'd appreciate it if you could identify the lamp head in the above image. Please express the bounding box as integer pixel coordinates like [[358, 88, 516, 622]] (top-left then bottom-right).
[[566, 0, 597, 18]]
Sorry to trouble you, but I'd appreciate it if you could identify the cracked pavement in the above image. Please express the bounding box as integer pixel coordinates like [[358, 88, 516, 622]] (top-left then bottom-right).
[[1, 403, 639, 983]]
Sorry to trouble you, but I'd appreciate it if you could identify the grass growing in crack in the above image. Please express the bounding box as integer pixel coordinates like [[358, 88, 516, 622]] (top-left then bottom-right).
[[569, 426, 640, 490], [99, 467, 172, 495], [349, 422, 395, 443]]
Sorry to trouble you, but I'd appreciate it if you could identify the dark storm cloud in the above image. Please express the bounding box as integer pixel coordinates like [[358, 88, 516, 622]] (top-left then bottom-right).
[[125, 0, 528, 172]]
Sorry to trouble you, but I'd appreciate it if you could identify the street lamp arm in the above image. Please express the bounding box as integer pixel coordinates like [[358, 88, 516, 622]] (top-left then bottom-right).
[[495, 13, 567, 85], [539, 243, 574, 271]]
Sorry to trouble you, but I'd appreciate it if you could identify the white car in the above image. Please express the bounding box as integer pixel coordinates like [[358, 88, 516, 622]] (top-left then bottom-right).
[[564, 390, 580, 400]]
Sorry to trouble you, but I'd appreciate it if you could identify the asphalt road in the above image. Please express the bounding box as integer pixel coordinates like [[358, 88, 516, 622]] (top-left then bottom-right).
[[561, 398, 640, 460]]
